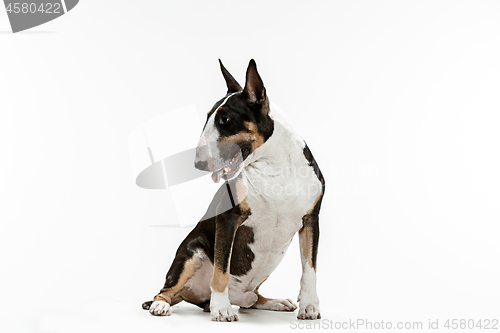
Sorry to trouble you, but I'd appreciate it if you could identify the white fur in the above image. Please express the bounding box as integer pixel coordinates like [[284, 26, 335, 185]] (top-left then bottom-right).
[[196, 102, 322, 316], [297, 258, 320, 319], [183, 251, 213, 302], [228, 283, 257, 307], [226, 103, 323, 306], [197, 92, 238, 168], [252, 298, 297, 311], [210, 287, 239, 321], [149, 300, 171, 316]]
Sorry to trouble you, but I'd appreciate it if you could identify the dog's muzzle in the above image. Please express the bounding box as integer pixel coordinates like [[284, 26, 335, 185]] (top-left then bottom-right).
[[194, 142, 245, 183]]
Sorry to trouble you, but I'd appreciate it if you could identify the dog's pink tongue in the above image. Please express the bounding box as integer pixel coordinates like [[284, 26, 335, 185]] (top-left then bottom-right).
[[211, 169, 224, 183]]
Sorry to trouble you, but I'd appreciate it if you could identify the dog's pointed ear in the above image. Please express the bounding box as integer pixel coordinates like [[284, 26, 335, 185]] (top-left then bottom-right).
[[219, 59, 242, 93], [243, 59, 266, 104]]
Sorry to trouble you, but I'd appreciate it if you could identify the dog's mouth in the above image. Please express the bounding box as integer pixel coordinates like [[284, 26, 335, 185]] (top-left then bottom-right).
[[211, 147, 250, 183]]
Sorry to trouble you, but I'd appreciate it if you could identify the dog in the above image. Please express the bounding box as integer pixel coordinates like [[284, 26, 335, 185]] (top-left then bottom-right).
[[142, 59, 325, 321]]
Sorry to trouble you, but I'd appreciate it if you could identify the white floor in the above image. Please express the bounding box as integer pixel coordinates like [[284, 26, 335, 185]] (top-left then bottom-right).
[[2, 2, 500, 333], [35, 298, 317, 333]]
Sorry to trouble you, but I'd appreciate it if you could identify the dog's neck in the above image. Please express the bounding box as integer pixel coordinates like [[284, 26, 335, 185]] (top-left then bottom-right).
[[243, 103, 305, 172]]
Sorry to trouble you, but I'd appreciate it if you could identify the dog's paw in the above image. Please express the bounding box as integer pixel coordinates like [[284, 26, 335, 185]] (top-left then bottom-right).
[[142, 300, 153, 310], [297, 303, 320, 320], [253, 298, 297, 311], [269, 298, 298, 311], [210, 289, 239, 322], [149, 300, 171, 316], [211, 304, 239, 322]]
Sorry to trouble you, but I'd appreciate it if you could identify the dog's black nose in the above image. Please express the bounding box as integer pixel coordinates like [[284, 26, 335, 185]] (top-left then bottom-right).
[[195, 160, 209, 171]]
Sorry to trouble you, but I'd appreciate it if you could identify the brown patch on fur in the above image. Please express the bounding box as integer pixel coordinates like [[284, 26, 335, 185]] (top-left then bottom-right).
[[251, 278, 271, 306], [208, 104, 221, 115], [154, 255, 201, 304], [244, 121, 258, 134], [254, 293, 273, 305], [170, 295, 183, 306], [211, 266, 231, 293], [300, 193, 323, 271], [253, 277, 268, 293], [299, 222, 315, 271], [219, 121, 265, 151], [235, 177, 249, 211], [307, 193, 323, 215]]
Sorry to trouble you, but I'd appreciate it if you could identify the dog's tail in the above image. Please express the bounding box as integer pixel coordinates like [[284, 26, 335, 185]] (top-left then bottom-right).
[[142, 300, 153, 310]]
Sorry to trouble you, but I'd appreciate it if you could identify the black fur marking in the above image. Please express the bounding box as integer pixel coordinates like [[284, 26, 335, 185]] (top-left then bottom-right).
[[204, 95, 228, 130], [311, 218, 319, 269], [303, 144, 325, 203], [203, 92, 275, 164], [152, 184, 231, 300], [152, 177, 253, 307], [213, 189, 251, 274], [219, 59, 243, 93], [242, 59, 266, 104], [203, 301, 211, 312], [230, 225, 255, 276], [142, 300, 153, 310], [204, 60, 274, 164], [214, 214, 237, 275], [302, 143, 325, 270], [302, 213, 320, 270], [226, 182, 236, 207], [214, 93, 273, 142], [149, 60, 312, 310]]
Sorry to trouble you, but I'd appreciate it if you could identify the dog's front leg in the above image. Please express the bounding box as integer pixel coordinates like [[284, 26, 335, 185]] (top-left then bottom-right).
[[210, 204, 250, 322], [297, 211, 321, 320]]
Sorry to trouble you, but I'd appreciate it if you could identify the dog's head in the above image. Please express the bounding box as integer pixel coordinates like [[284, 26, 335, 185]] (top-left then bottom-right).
[[195, 59, 274, 183]]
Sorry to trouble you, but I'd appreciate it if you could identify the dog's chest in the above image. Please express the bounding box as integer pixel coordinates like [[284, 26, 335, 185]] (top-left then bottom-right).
[[229, 146, 321, 293], [242, 147, 322, 231], [243, 165, 319, 252]]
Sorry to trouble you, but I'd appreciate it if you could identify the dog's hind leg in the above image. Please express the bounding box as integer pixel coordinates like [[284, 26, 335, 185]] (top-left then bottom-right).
[[142, 295, 182, 311], [296, 200, 322, 320], [147, 244, 207, 316], [249, 287, 297, 311], [143, 183, 231, 317], [244, 279, 297, 311]]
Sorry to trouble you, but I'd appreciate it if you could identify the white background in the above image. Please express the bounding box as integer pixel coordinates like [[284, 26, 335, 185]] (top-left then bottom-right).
[[1, 1, 499, 332]]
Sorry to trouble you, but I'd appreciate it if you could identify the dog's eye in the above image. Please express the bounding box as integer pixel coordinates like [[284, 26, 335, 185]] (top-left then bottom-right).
[[219, 116, 230, 125]]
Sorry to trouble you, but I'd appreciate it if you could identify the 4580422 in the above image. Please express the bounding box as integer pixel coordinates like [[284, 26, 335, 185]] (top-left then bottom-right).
[[6, 2, 62, 14], [444, 319, 498, 330]]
